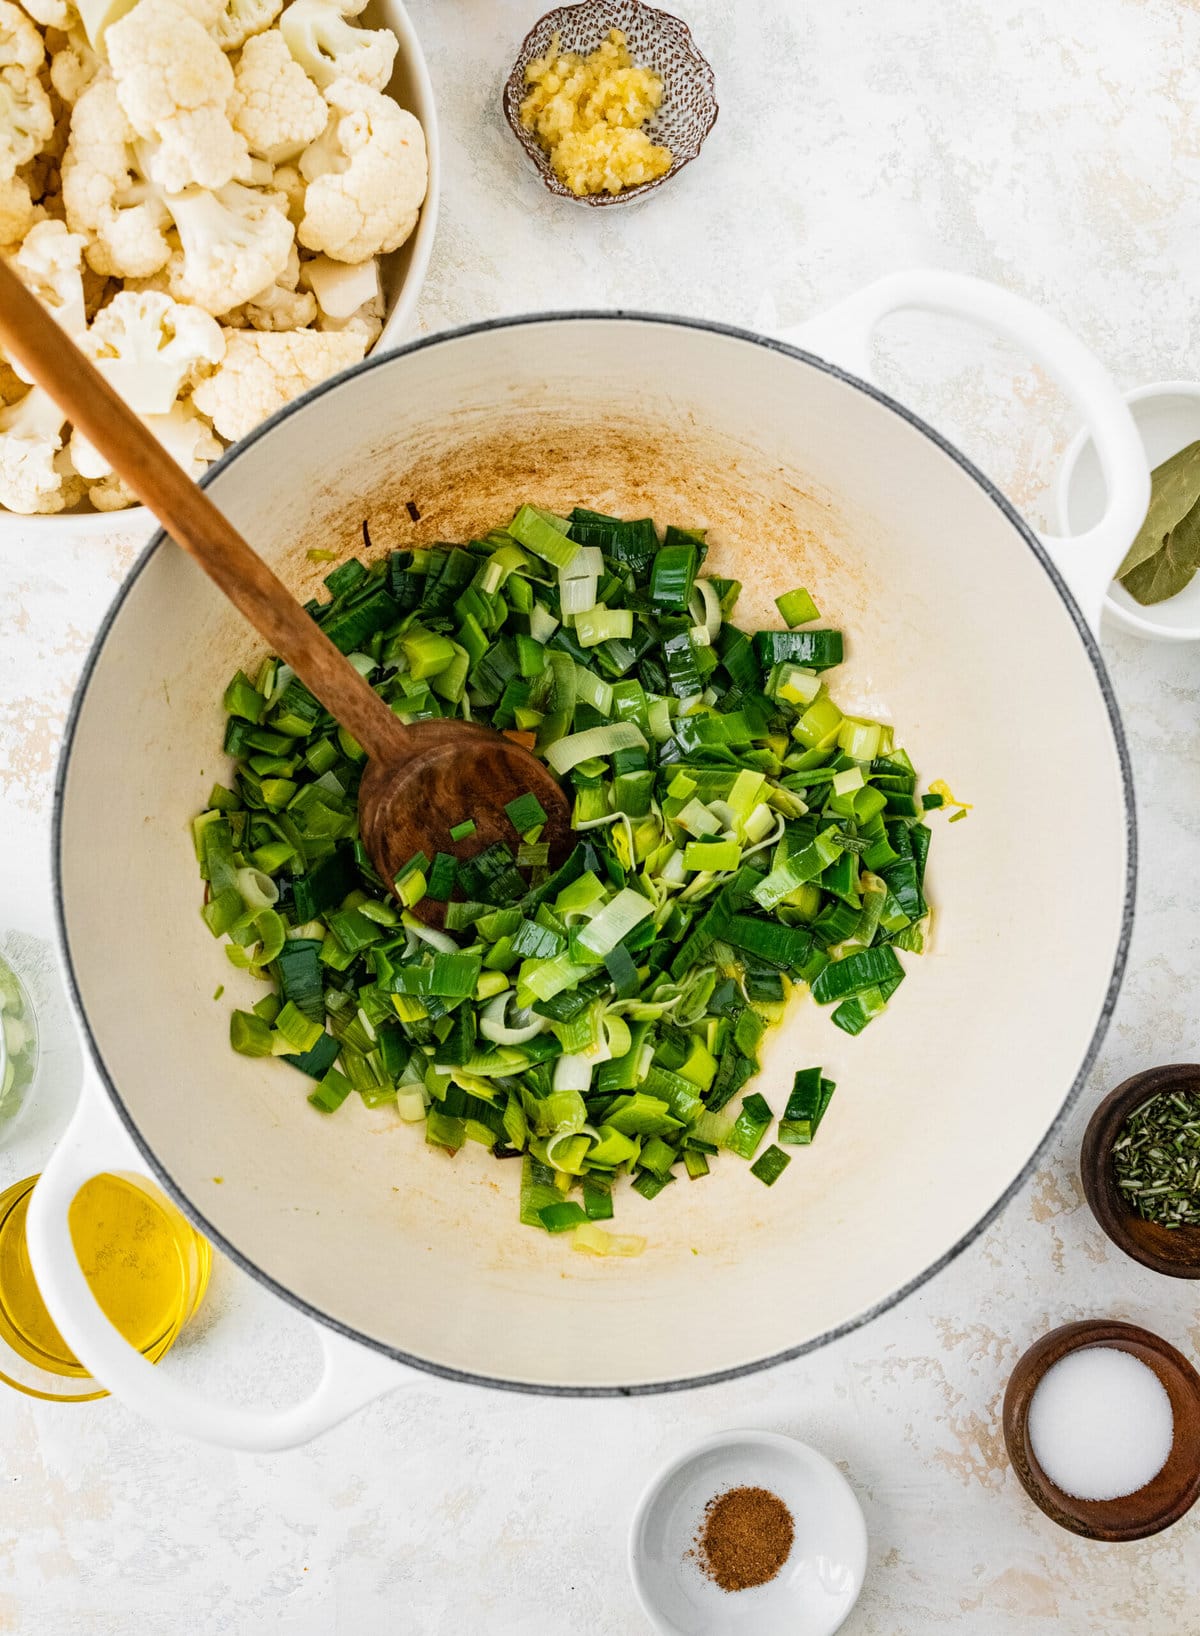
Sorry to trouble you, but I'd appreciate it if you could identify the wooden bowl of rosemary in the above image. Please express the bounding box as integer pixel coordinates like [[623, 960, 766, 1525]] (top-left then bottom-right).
[[1081, 1065, 1200, 1277]]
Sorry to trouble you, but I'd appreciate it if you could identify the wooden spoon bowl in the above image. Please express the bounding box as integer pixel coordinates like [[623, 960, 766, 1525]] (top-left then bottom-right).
[[359, 719, 574, 899], [1080, 1065, 1200, 1277], [1003, 1320, 1200, 1540]]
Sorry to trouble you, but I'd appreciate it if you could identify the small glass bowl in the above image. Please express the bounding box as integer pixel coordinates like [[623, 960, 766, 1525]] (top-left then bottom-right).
[[0, 951, 39, 1138]]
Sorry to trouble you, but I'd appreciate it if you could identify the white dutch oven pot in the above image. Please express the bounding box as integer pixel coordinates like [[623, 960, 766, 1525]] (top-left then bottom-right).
[[29, 273, 1146, 1448]]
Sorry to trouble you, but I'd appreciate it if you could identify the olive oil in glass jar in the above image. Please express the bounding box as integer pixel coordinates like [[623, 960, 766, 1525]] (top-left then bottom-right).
[[0, 1172, 211, 1402]]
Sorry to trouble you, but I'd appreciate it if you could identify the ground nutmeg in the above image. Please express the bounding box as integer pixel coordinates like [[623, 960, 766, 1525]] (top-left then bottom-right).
[[695, 1484, 795, 1592]]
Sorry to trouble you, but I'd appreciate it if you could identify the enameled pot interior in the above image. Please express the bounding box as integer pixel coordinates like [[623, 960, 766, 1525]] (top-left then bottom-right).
[[56, 318, 1131, 1390]]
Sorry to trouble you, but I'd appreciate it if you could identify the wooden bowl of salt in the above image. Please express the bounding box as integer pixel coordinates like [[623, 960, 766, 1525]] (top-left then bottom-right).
[[1003, 1320, 1200, 1541]]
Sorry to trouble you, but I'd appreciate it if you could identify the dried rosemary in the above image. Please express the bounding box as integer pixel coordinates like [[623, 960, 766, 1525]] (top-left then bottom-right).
[[1111, 1089, 1200, 1228]]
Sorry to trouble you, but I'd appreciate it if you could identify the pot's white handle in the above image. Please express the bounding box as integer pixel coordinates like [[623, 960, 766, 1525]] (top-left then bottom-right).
[[784, 270, 1150, 634], [26, 1072, 405, 1450]]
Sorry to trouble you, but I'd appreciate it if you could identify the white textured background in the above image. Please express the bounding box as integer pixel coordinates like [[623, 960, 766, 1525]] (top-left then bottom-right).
[[2, 0, 1200, 1629]]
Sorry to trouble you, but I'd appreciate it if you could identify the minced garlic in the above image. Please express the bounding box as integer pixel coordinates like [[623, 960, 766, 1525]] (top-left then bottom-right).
[[520, 29, 673, 198]]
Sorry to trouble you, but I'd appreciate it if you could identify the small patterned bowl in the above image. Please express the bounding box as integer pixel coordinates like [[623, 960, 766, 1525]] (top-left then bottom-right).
[[503, 0, 718, 206]]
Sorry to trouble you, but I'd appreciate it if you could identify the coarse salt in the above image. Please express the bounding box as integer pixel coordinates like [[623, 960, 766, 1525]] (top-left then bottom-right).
[[1027, 1345, 1175, 1501]]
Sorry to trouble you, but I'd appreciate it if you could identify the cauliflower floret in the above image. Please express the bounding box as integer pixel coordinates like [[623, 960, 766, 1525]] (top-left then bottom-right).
[[300, 250, 375, 317], [7, 219, 88, 385], [164, 179, 294, 315], [298, 78, 425, 263], [7, 219, 88, 384], [279, 0, 395, 93], [212, 0, 280, 52], [226, 242, 315, 329], [164, 0, 224, 20], [71, 0, 140, 44], [19, 0, 77, 27], [0, 171, 37, 241], [122, 264, 171, 296], [49, 45, 94, 104], [80, 288, 224, 413], [65, 78, 290, 299], [0, 386, 85, 513], [192, 325, 363, 440], [66, 423, 110, 478], [48, 24, 100, 103], [316, 285, 380, 348], [73, 397, 222, 485], [242, 154, 275, 187], [270, 160, 304, 226], [75, 0, 221, 37], [301, 251, 381, 344], [0, 1, 54, 182], [9, 218, 87, 326], [87, 471, 136, 508], [149, 397, 221, 472], [62, 76, 172, 277], [3, 2, 47, 75], [232, 29, 326, 163], [106, 0, 250, 191]]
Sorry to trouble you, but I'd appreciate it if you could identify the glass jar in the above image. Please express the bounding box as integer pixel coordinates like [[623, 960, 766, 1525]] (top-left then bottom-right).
[[0, 951, 38, 1136], [0, 1172, 211, 1402]]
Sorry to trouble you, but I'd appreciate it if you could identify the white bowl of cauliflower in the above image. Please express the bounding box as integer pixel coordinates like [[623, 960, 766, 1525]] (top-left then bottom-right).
[[0, 0, 436, 522]]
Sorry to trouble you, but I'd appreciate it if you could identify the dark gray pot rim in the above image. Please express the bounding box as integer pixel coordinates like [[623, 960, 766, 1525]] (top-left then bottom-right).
[[53, 310, 1137, 1398]]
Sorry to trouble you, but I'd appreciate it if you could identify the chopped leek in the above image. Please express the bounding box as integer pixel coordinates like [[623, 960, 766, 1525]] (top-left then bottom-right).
[[774, 586, 821, 627], [504, 792, 548, 835], [750, 1143, 791, 1185], [544, 722, 647, 776], [201, 507, 935, 1241]]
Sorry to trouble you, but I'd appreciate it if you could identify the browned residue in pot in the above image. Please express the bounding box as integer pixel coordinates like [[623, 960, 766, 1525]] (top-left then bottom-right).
[[298, 410, 869, 627]]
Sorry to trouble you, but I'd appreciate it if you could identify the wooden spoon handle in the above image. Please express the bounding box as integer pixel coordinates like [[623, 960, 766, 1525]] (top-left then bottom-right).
[[0, 259, 409, 765]]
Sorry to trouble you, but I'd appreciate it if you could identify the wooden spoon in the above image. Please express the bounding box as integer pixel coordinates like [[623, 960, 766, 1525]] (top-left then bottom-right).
[[0, 260, 571, 921]]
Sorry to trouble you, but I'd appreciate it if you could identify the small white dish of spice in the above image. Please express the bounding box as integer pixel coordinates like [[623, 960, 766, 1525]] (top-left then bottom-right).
[[628, 1430, 867, 1635]]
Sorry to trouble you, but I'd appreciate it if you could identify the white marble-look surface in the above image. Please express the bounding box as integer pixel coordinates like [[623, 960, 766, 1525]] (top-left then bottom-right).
[[2, 0, 1199, 1629]]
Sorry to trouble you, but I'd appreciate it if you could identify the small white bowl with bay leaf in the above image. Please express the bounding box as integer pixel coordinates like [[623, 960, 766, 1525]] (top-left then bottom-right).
[[1058, 382, 1200, 641]]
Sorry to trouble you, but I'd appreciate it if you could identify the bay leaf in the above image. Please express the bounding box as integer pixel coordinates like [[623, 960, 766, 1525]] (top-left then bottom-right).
[[1117, 439, 1200, 579], [1121, 493, 1200, 605]]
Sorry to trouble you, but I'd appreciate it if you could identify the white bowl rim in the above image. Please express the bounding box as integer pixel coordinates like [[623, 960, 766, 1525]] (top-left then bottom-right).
[[627, 1428, 868, 1636], [1057, 379, 1200, 642], [0, 0, 440, 538]]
